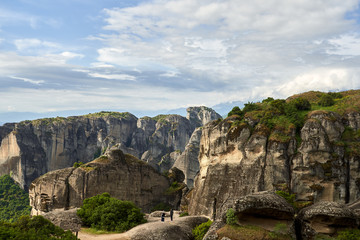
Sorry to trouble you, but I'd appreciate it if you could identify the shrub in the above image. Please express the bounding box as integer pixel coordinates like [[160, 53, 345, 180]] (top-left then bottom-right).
[[243, 102, 261, 113], [192, 220, 212, 240], [0, 215, 77, 239], [226, 208, 237, 225], [77, 192, 146, 232], [289, 97, 311, 110], [275, 191, 295, 207], [73, 162, 84, 168], [337, 228, 360, 240], [151, 203, 172, 212], [318, 94, 335, 107], [228, 106, 242, 117], [179, 212, 189, 217]]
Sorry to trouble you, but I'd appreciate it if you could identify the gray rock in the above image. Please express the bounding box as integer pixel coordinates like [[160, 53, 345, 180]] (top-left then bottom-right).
[[296, 201, 358, 239], [125, 216, 209, 240]]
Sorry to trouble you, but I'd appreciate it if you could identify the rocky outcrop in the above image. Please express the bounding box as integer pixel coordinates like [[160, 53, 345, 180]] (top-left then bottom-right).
[[173, 127, 202, 188], [203, 192, 295, 240], [0, 107, 221, 189], [29, 147, 178, 214], [296, 201, 358, 239], [124, 216, 209, 240], [189, 110, 360, 218]]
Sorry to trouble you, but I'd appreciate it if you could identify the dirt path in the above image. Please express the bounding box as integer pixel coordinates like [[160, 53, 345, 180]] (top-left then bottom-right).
[[78, 211, 180, 240]]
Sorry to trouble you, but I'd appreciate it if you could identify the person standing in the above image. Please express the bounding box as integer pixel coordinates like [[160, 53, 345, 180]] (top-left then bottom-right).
[[170, 209, 174, 221], [161, 211, 165, 222]]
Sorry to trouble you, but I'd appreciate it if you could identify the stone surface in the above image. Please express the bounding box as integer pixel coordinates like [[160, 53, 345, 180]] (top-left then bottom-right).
[[29, 147, 179, 213], [0, 107, 221, 189], [296, 201, 358, 239], [189, 110, 360, 218], [125, 216, 209, 240]]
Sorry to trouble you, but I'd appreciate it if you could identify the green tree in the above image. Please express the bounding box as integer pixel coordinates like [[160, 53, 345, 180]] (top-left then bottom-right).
[[227, 106, 242, 117], [0, 175, 31, 222], [0, 215, 77, 239], [192, 220, 212, 240], [77, 192, 146, 232], [318, 94, 335, 107], [289, 98, 311, 110]]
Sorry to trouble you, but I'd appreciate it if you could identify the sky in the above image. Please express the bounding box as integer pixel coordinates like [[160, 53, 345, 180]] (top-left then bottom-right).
[[1, 0, 360, 123]]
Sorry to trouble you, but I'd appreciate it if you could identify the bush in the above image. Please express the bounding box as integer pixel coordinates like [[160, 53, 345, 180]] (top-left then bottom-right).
[[318, 94, 335, 107], [151, 202, 172, 212], [243, 102, 261, 114], [77, 192, 146, 232], [228, 106, 242, 117], [192, 220, 212, 240], [275, 191, 295, 207], [289, 97, 311, 110], [0, 215, 77, 239], [337, 228, 360, 240], [179, 212, 189, 217], [226, 208, 236, 225], [73, 162, 84, 168]]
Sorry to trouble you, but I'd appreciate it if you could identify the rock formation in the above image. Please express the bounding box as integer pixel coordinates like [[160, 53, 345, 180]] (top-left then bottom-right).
[[124, 216, 209, 240], [0, 107, 221, 189], [189, 110, 360, 218], [29, 147, 179, 214], [296, 201, 358, 239]]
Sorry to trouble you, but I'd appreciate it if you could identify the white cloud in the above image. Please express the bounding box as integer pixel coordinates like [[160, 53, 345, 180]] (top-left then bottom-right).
[[327, 34, 360, 56], [10, 76, 45, 85], [88, 72, 136, 81]]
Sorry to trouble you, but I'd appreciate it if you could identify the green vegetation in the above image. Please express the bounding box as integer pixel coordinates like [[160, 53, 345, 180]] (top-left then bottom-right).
[[0, 175, 31, 222], [152, 114, 170, 123], [275, 190, 312, 210], [192, 220, 212, 240], [84, 111, 132, 119], [226, 208, 237, 225], [179, 212, 189, 217], [224, 90, 360, 145], [77, 192, 146, 232], [337, 229, 360, 240], [73, 161, 84, 168], [0, 215, 77, 239], [151, 203, 172, 212], [165, 181, 186, 195], [217, 224, 292, 240]]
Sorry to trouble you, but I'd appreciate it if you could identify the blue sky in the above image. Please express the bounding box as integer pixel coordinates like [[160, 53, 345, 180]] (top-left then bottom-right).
[[1, 0, 360, 123]]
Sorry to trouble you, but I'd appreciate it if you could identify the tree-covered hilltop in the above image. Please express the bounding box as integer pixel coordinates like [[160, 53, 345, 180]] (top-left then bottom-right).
[[0, 175, 31, 222], [226, 90, 360, 143], [0, 215, 77, 240]]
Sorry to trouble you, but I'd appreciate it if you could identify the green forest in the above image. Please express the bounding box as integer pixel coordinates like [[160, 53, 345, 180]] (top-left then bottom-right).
[[0, 175, 31, 222]]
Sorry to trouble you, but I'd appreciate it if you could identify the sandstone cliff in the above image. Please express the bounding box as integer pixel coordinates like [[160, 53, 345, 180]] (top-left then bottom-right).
[[29, 147, 176, 214], [189, 91, 360, 218], [0, 107, 221, 189]]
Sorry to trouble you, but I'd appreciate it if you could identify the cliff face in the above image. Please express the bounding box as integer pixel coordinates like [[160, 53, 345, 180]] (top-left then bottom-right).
[[29, 147, 173, 214], [0, 107, 221, 189], [188, 111, 360, 218]]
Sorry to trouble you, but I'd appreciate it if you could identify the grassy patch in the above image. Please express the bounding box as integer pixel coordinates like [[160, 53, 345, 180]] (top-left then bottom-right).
[[81, 227, 116, 235], [84, 111, 132, 119], [217, 224, 292, 240], [165, 181, 186, 195]]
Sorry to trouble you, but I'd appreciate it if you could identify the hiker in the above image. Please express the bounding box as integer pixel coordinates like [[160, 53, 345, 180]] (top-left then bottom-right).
[[170, 209, 174, 221], [161, 211, 165, 222]]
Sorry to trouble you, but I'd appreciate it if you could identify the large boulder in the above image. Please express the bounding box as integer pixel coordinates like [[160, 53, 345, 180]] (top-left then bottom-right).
[[125, 216, 209, 240], [29, 146, 178, 214], [296, 201, 358, 239]]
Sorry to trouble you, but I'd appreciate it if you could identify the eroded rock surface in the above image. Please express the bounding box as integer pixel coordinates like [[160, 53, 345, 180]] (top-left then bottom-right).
[[296, 201, 358, 239], [189, 110, 360, 217], [29, 147, 178, 214], [0, 107, 221, 189]]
